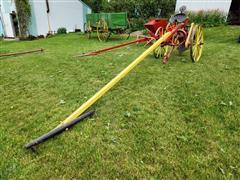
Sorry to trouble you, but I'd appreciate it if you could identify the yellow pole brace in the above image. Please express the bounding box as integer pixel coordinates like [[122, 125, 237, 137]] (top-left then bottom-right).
[[58, 31, 173, 127], [185, 23, 194, 48]]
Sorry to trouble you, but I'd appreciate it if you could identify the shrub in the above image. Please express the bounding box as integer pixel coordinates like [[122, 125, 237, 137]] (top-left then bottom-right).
[[129, 18, 146, 31], [188, 10, 227, 27], [57, 27, 67, 34], [83, 0, 177, 31], [103, 0, 176, 19]]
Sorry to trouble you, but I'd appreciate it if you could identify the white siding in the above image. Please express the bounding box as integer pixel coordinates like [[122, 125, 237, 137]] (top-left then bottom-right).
[[48, 0, 84, 32], [175, 0, 232, 14], [0, 0, 16, 37], [1, 13, 14, 37], [31, 0, 87, 36], [30, 1, 49, 36], [0, 0, 91, 37], [87, 7, 91, 14]]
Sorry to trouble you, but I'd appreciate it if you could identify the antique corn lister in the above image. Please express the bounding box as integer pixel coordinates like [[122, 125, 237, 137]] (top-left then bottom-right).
[[82, 6, 204, 63], [25, 7, 204, 149], [144, 6, 204, 63]]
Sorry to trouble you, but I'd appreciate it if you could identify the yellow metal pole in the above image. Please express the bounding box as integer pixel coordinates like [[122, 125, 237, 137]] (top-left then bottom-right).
[[58, 30, 173, 127], [185, 23, 194, 48]]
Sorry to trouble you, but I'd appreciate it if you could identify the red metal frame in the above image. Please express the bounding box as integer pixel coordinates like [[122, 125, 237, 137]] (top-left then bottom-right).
[[76, 37, 150, 58], [144, 18, 168, 37], [76, 14, 190, 62]]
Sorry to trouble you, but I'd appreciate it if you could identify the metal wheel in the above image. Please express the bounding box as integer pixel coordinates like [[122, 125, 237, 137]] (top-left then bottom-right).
[[120, 20, 131, 40], [166, 23, 176, 32], [118, 29, 131, 40], [124, 29, 131, 40], [155, 27, 164, 39], [190, 25, 204, 62], [174, 30, 187, 54], [84, 21, 91, 39], [97, 19, 110, 41], [163, 46, 174, 64], [154, 45, 169, 59], [153, 27, 166, 59], [125, 19, 131, 40]]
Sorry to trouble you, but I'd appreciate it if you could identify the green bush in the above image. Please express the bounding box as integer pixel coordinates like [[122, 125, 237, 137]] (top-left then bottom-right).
[[57, 27, 67, 34], [83, 0, 177, 31], [103, 0, 176, 19], [188, 10, 227, 27], [129, 18, 146, 31]]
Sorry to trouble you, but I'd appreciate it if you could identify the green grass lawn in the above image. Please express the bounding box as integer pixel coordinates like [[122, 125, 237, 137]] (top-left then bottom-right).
[[0, 26, 239, 179]]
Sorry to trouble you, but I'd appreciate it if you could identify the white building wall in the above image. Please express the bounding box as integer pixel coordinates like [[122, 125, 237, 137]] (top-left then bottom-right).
[[29, 1, 49, 36], [175, 0, 232, 14], [31, 0, 88, 36], [0, 0, 91, 37], [87, 7, 91, 14], [0, 0, 16, 37], [48, 0, 84, 32]]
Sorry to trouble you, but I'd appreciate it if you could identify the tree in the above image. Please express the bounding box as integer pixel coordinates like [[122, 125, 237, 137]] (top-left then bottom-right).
[[83, 0, 176, 18], [82, 0, 108, 12], [82, 0, 176, 30], [106, 0, 176, 18], [15, 0, 31, 39]]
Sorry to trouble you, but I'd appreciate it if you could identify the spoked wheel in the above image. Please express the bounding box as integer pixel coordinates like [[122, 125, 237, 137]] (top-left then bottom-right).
[[163, 46, 174, 64], [153, 45, 174, 64], [124, 29, 131, 40], [155, 27, 164, 39], [154, 45, 169, 59], [190, 25, 204, 62], [118, 29, 131, 40], [125, 19, 132, 40], [97, 19, 110, 41], [166, 23, 176, 32], [174, 30, 188, 54], [120, 19, 131, 40], [84, 21, 91, 39]]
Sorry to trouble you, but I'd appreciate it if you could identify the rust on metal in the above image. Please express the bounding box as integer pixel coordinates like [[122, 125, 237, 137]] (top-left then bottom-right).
[[0, 48, 44, 58]]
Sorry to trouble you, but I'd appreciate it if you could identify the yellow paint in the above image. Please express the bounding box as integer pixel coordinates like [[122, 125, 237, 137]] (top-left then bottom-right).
[[192, 25, 204, 62], [58, 31, 173, 127], [185, 23, 194, 48], [97, 19, 109, 41]]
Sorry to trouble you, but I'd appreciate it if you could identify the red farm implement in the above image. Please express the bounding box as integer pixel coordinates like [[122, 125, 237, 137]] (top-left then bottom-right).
[[79, 6, 204, 63], [25, 7, 204, 149]]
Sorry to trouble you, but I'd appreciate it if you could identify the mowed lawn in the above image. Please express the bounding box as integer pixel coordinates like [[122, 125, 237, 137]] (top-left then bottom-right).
[[0, 26, 239, 179]]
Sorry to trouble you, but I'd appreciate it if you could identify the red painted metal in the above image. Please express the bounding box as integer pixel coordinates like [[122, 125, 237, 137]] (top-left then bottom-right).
[[0, 49, 44, 58], [76, 37, 149, 58], [77, 15, 190, 61], [144, 18, 168, 36]]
